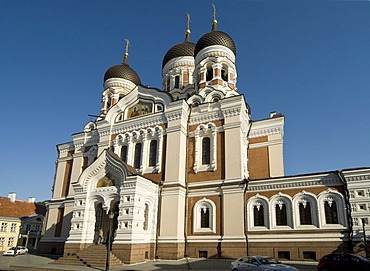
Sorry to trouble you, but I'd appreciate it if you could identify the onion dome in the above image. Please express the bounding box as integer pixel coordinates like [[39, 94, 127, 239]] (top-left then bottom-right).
[[194, 18, 236, 57], [162, 13, 195, 68], [103, 43, 141, 85]]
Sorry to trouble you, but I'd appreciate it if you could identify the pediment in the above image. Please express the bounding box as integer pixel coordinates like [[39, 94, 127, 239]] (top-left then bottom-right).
[[73, 149, 128, 193]]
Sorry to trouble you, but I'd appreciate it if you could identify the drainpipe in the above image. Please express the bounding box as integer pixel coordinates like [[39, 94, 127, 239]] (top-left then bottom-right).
[[244, 119, 253, 256], [243, 178, 250, 256], [155, 180, 163, 259], [337, 170, 354, 253]]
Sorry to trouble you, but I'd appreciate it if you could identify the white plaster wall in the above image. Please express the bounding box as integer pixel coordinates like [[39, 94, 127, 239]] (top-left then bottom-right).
[[158, 187, 186, 242], [268, 134, 284, 177], [222, 189, 245, 240], [53, 162, 66, 198], [224, 125, 243, 180]]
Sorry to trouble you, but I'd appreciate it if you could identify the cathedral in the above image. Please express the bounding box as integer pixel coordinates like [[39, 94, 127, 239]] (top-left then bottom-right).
[[39, 11, 370, 265]]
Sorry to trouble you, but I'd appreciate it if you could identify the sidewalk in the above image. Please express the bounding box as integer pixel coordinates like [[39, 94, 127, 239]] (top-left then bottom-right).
[[1, 253, 317, 271]]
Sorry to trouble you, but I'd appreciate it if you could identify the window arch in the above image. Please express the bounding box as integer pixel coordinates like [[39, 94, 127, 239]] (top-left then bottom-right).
[[193, 198, 216, 233], [318, 190, 347, 228], [270, 194, 293, 228], [247, 195, 269, 230], [293, 192, 318, 228]]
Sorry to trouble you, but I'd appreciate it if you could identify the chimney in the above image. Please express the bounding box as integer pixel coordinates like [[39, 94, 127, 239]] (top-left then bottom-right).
[[8, 192, 16, 203], [28, 197, 35, 203]]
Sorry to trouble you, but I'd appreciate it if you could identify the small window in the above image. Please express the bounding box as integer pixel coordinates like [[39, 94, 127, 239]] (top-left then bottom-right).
[[206, 66, 213, 81], [10, 223, 17, 232], [324, 201, 338, 224], [276, 203, 288, 226], [143, 204, 149, 231], [134, 143, 142, 169], [200, 207, 210, 228], [359, 204, 367, 211], [253, 205, 265, 226], [357, 190, 365, 197], [0, 223, 7, 232], [121, 145, 128, 163], [199, 251, 208, 258], [166, 78, 170, 92], [303, 251, 316, 260], [7, 237, 14, 247], [0, 237, 4, 246], [149, 140, 157, 167], [202, 137, 211, 165], [278, 251, 290, 260], [174, 76, 180, 88], [299, 202, 312, 225]]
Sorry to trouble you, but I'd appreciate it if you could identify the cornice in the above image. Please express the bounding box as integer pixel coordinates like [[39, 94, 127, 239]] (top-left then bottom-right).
[[248, 177, 342, 192], [345, 174, 370, 182], [249, 126, 283, 138]]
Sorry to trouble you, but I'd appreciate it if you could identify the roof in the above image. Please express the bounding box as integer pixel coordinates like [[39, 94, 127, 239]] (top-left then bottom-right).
[[0, 197, 46, 219]]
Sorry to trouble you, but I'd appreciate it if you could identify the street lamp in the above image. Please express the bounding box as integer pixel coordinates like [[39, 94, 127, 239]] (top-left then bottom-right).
[[105, 211, 114, 271], [362, 218, 369, 258]]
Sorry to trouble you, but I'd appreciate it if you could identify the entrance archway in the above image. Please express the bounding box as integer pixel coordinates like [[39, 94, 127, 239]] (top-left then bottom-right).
[[94, 202, 119, 244]]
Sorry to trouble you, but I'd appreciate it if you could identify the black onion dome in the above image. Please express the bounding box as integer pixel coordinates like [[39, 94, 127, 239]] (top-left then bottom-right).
[[104, 63, 141, 85], [162, 41, 195, 68], [194, 30, 236, 57]]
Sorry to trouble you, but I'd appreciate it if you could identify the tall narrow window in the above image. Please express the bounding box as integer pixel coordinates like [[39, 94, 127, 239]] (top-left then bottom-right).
[[143, 204, 149, 231], [324, 200, 338, 224], [174, 76, 180, 88], [276, 203, 287, 226], [202, 137, 211, 165], [149, 140, 157, 167], [166, 78, 170, 92], [299, 202, 312, 225], [200, 207, 210, 228], [206, 66, 213, 81], [121, 145, 128, 163], [253, 205, 265, 226], [221, 68, 228, 81], [134, 143, 142, 169]]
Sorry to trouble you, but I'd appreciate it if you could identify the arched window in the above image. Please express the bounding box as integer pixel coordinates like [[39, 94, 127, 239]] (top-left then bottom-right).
[[174, 75, 180, 88], [206, 65, 213, 81], [149, 140, 157, 167], [143, 204, 149, 231], [299, 201, 312, 225], [193, 199, 216, 233], [275, 201, 287, 226], [202, 137, 211, 165], [134, 143, 142, 169], [324, 200, 338, 224], [121, 146, 128, 163], [253, 205, 264, 226]]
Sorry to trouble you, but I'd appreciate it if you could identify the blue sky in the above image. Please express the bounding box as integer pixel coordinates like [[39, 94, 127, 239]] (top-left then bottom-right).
[[0, 0, 369, 202]]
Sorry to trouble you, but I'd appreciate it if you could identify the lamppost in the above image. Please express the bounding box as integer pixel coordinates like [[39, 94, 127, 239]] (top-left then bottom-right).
[[105, 211, 114, 271], [362, 218, 369, 258]]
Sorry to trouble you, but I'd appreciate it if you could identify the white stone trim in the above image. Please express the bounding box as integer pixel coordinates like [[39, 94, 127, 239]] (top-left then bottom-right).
[[193, 198, 216, 234], [193, 123, 217, 173]]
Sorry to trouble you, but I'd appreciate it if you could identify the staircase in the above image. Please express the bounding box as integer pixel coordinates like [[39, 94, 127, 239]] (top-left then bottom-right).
[[52, 244, 123, 269]]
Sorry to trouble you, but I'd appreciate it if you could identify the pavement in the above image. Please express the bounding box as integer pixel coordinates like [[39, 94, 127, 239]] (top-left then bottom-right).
[[0, 253, 318, 271]]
